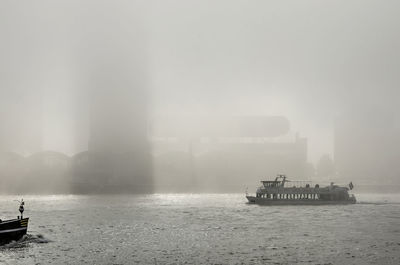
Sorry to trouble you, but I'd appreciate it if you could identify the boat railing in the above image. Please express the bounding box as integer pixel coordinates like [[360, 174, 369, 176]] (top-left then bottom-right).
[[283, 180, 313, 188]]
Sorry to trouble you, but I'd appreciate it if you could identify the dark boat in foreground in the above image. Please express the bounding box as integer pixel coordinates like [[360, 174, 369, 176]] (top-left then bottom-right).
[[246, 175, 356, 205], [0, 200, 29, 244]]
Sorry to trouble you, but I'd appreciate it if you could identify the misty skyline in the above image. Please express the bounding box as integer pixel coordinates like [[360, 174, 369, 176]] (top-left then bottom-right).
[[1, 0, 400, 164]]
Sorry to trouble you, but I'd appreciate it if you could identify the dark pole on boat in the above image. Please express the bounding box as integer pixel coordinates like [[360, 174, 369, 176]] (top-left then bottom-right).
[[19, 199, 24, 219]]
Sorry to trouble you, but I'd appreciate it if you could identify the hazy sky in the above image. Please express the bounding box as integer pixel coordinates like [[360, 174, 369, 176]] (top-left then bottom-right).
[[1, 0, 399, 162]]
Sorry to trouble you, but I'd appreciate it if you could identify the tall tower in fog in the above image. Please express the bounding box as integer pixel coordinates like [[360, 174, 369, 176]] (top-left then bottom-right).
[[77, 1, 153, 193]]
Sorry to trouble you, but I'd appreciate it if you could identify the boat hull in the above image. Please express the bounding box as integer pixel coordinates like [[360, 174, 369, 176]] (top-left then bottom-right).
[[0, 218, 29, 244], [246, 196, 356, 205]]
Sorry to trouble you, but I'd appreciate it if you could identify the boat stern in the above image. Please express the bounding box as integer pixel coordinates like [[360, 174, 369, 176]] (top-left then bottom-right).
[[0, 218, 29, 244]]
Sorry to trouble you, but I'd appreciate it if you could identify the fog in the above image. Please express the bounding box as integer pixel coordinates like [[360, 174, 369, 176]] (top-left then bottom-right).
[[0, 0, 399, 193]]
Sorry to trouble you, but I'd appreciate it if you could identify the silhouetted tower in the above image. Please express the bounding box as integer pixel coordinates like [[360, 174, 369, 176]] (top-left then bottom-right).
[[87, 63, 153, 193], [82, 1, 152, 193]]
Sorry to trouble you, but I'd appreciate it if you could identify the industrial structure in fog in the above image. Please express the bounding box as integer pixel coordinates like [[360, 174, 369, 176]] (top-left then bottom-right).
[[151, 116, 309, 192], [0, 115, 309, 194]]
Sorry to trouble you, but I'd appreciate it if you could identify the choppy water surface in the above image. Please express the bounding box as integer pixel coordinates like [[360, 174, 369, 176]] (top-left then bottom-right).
[[0, 193, 399, 265]]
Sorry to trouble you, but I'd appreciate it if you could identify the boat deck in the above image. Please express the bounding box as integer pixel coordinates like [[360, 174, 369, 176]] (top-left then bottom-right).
[[246, 196, 356, 205]]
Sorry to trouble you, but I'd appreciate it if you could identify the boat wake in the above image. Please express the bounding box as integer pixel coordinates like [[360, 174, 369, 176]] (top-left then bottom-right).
[[0, 234, 51, 249], [357, 201, 400, 205]]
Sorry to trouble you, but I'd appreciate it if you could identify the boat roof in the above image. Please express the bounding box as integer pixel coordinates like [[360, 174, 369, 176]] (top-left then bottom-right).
[[261, 179, 311, 183], [0, 217, 28, 224], [261, 180, 280, 183]]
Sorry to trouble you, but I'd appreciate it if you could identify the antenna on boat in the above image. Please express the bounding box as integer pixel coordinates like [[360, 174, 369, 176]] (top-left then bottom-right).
[[349, 182, 354, 190], [18, 199, 24, 219]]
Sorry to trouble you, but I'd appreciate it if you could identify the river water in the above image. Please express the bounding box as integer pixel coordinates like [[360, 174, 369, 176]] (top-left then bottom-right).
[[0, 193, 399, 265]]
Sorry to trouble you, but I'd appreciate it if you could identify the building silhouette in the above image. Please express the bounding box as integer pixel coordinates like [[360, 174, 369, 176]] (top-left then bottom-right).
[[151, 116, 309, 192], [71, 56, 153, 194]]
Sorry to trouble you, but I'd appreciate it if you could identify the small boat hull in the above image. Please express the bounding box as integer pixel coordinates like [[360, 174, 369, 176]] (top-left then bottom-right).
[[246, 196, 356, 205], [0, 218, 29, 244]]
